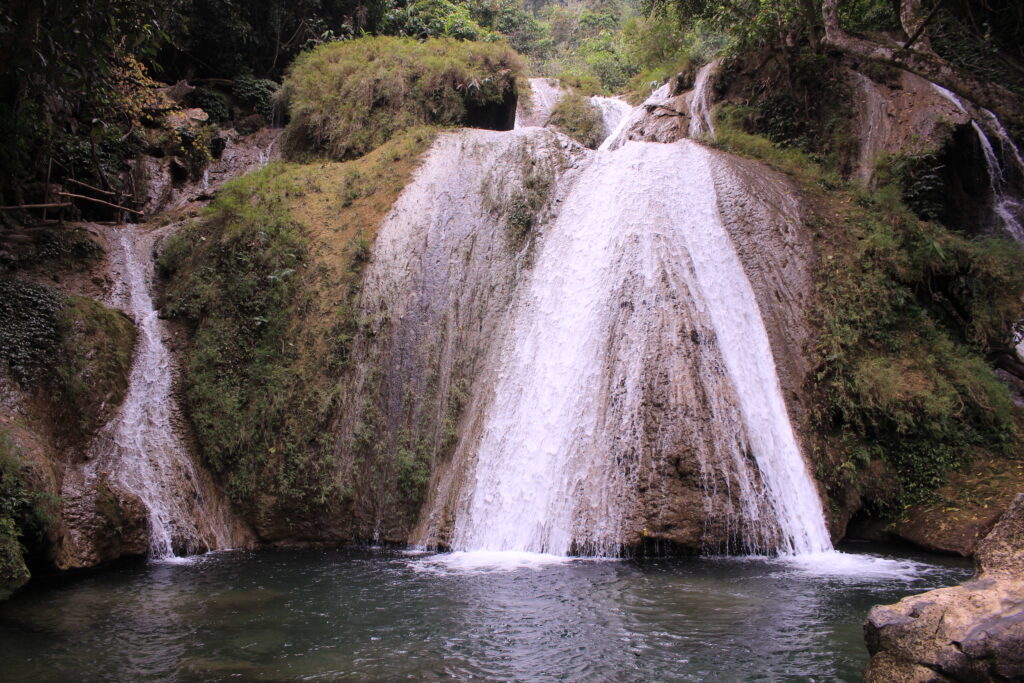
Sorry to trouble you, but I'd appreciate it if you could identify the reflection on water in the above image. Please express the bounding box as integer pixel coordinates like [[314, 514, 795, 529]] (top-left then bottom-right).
[[0, 544, 969, 681]]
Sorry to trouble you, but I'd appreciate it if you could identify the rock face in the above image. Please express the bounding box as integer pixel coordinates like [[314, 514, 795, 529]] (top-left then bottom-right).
[[847, 69, 970, 184], [128, 127, 282, 215], [864, 493, 1024, 682]]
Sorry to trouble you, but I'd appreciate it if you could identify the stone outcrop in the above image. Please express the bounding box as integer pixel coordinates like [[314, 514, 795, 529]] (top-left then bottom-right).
[[864, 493, 1024, 681], [128, 126, 282, 215]]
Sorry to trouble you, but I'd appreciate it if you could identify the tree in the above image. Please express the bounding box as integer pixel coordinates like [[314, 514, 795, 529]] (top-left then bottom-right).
[[820, 0, 1024, 126]]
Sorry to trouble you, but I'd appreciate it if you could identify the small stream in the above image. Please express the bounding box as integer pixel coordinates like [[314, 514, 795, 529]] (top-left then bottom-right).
[[0, 545, 968, 681]]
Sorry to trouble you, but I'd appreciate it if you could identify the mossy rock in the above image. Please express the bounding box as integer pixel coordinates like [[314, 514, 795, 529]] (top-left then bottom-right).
[[279, 36, 524, 160], [0, 278, 136, 444], [548, 92, 604, 149], [158, 128, 439, 527]]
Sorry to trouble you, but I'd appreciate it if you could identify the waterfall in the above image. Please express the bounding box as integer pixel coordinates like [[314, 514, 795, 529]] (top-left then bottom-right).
[[589, 95, 632, 144], [687, 60, 720, 139], [83, 225, 234, 558], [929, 84, 1024, 240], [446, 138, 831, 556], [972, 122, 1024, 240], [515, 78, 565, 129], [597, 84, 670, 151]]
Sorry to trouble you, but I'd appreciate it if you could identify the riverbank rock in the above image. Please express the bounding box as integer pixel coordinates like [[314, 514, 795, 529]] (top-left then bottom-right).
[[864, 493, 1024, 681]]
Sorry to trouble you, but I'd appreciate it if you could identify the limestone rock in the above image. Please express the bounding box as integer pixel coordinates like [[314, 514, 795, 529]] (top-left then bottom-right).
[[864, 494, 1024, 681]]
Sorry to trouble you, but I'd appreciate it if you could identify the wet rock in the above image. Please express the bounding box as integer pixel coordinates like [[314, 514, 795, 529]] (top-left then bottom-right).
[[55, 474, 150, 570], [864, 494, 1024, 682]]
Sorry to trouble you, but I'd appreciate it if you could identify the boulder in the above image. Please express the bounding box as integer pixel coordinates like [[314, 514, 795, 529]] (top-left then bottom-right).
[[864, 493, 1024, 681]]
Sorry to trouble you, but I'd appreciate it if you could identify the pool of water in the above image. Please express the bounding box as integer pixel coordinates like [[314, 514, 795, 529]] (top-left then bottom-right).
[[0, 543, 970, 681]]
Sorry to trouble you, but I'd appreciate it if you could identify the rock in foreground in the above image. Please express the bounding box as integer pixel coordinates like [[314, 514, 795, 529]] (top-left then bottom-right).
[[864, 493, 1024, 681]]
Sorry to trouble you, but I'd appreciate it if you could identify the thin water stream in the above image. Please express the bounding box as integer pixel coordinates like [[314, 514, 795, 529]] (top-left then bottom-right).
[[0, 545, 969, 681]]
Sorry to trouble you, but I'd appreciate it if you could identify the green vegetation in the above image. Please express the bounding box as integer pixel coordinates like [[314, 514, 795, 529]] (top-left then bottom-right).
[[548, 92, 604, 148], [712, 114, 1024, 512], [0, 432, 57, 599], [280, 36, 524, 160], [0, 279, 136, 441], [159, 128, 438, 524]]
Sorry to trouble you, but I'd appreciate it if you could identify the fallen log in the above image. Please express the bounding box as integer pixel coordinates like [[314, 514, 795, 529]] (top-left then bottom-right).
[[56, 192, 145, 216], [0, 202, 73, 210], [66, 177, 117, 196]]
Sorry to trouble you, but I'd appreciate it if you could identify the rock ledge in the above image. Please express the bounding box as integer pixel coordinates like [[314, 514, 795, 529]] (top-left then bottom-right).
[[864, 493, 1024, 681]]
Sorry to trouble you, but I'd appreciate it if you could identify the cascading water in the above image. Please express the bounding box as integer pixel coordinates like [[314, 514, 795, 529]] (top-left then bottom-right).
[[514, 78, 565, 129], [687, 59, 720, 139], [597, 83, 670, 151], [79, 225, 234, 558], [972, 120, 1024, 240], [930, 84, 1024, 240], [444, 137, 832, 557], [589, 95, 632, 143]]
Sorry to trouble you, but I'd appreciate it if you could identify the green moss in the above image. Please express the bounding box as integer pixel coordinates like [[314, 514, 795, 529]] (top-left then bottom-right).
[[52, 296, 136, 438], [0, 432, 57, 600], [0, 278, 135, 442], [714, 115, 1024, 512], [279, 36, 524, 160], [159, 129, 439, 522], [548, 92, 604, 149]]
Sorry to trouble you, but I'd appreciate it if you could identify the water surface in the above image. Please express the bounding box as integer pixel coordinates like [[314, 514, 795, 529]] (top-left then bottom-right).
[[0, 544, 969, 681]]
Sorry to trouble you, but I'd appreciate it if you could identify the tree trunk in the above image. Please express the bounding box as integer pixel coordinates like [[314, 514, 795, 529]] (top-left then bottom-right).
[[821, 0, 1024, 127]]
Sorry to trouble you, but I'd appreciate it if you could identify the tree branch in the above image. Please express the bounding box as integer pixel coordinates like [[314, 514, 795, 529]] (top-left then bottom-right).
[[902, 0, 942, 51], [821, 0, 1024, 127]]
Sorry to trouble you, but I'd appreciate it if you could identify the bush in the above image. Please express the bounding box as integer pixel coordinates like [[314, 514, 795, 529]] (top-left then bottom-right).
[[233, 76, 279, 121], [383, 0, 490, 41], [188, 87, 231, 123], [548, 92, 604, 149], [279, 36, 524, 160]]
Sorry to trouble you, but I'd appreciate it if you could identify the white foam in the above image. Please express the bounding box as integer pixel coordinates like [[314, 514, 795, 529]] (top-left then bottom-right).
[[773, 550, 939, 583], [412, 550, 584, 573]]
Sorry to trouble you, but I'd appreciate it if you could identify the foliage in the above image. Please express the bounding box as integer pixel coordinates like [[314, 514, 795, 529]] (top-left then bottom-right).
[[548, 92, 604, 148], [877, 151, 946, 222], [531, 0, 639, 94], [0, 432, 57, 600], [470, 0, 549, 56], [383, 0, 490, 40], [188, 87, 231, 124], [713, 116, 1024, 510], [233, 76, 280, 121], [715, 50, 858, 174], [620, 8, 693, 101], [158, 128, 438, 520], [0, 278, 135, 440], [162, 0, 387, 80], [0, 0, 180, 204], [279, 36, 523, 160], [0, 279, 65, 384]]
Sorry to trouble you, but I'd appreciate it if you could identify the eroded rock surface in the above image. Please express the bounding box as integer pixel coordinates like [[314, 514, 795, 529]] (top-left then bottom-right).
[[864, 493, 1024, 682]]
